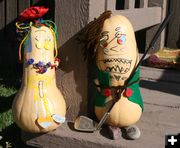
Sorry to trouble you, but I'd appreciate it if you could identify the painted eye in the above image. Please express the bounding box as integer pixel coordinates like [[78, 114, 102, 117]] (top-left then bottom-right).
[[35, 37, 38, 41], [115, 32, 122, 38], [117, 35, 126, 44], [100, 39, 108, 48], [102, 34, 109, 41], [100, 35, 109, 48]]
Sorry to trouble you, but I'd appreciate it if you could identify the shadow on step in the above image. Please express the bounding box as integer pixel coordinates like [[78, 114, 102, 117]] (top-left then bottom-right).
[[140, 80, 180, 96]]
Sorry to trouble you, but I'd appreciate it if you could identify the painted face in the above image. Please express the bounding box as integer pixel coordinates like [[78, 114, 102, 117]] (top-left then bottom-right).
[[33, 26, 54, 51], [25, 26, 55, 62], [96, 15, 138, 86]]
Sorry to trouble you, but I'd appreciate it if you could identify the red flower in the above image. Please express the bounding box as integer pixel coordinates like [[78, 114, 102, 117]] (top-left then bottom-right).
[[124, 88, 133, 98], [103, 88, 111, 97], [19, 6, 49, 21]]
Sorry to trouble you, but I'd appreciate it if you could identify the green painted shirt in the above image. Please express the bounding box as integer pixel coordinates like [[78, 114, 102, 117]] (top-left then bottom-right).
[[95, 67, 144, 111]]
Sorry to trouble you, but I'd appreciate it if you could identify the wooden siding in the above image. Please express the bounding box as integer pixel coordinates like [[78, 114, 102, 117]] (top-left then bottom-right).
[[55, 0, 89, 120], [166, 0, 180, 48], [89, 0, 162, 31]]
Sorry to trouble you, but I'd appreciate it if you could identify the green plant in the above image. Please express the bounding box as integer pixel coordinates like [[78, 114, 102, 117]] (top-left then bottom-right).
[[0, 85, 17, 131]]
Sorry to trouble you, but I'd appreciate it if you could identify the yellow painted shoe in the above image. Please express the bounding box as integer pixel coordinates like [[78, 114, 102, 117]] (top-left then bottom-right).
[[37, 116, 54, 129]]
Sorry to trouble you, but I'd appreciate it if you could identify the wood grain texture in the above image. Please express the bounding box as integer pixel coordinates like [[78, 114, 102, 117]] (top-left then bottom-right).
[[89, 1, 161, 31], [6, 0, 17, 25], [0, 0, 5, 40], [0, 0, 5, 65], [112, 7, 161, 31], [89, 0, 105, 21], [138, 0, 148, 8], [18, 0, 30, 13], [143, 0, 148, 8], [30, 0, 39, 5], [106, 0, 116, 11], [124, 0, 129, 9], [4, 0, 18, 66], [148, 0, 167, 49], [146, 0, 164, 53], [159, 0, 167, 49], [129, 0, 135, 9], [55, 0, 89, 120], [55, 0, 89, 46], [5, 0, 17, 40], [167, 0, 180, 48]]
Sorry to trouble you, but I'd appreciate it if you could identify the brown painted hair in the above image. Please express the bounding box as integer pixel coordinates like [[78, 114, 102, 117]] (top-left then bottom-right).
[[78, 11, 112, 61]]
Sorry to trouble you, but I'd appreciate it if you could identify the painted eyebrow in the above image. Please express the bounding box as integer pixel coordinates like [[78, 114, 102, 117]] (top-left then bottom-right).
[[35, 30, 46, 32], [115, 27, 121, 31], [35, 36, 38, 40]]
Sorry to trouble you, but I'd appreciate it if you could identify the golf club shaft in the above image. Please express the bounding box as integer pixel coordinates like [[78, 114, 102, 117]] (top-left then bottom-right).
[[96, 11, 173, 130], [127, 11, 173, 82], [96, 112, 110, 130]]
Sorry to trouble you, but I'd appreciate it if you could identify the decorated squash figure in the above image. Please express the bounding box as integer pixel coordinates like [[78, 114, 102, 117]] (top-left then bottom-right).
[[12, 6, 66, 133], [82, 11, 143, 140]]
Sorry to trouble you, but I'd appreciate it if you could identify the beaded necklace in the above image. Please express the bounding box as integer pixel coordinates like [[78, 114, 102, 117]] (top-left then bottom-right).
[[27, 58, 60, 74]]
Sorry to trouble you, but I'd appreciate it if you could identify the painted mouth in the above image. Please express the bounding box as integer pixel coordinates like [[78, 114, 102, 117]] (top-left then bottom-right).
[[103, 58, 132, 64], [102, 58, 132, 74]]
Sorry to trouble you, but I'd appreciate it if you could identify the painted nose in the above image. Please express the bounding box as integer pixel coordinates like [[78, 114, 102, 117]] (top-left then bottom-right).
[[103, 48, 109, 54]]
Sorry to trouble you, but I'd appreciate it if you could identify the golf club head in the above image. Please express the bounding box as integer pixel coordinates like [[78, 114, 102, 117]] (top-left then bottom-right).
[[74, 116, 97, 132]]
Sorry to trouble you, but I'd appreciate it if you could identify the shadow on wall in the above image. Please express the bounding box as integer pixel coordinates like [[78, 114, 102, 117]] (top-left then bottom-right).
[[176, 26, 180, 48], [0, 19, 20, 77], [55, 25, 100, 120], [0, 20, 23, 111], [56, 32, 89, 121]]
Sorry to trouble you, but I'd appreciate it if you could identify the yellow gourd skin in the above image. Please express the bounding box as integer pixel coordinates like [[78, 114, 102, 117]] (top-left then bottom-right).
[[12, 26, 66, 133], [95, 15, 142, 127]]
